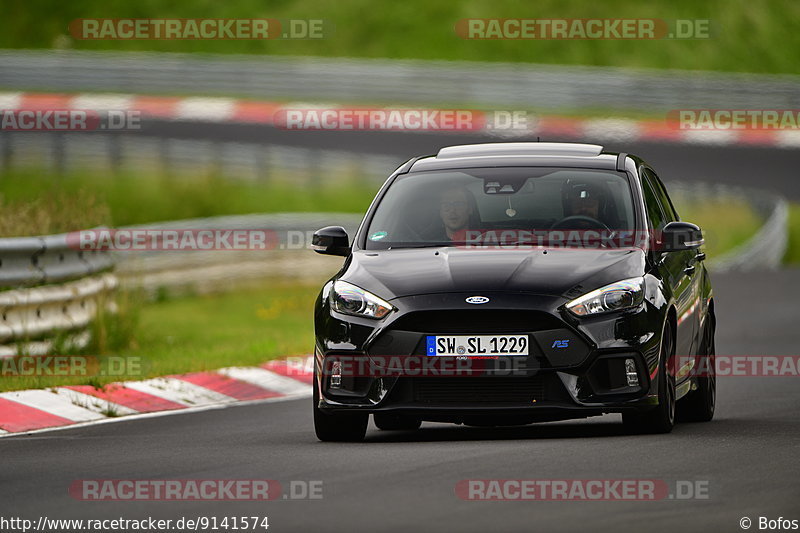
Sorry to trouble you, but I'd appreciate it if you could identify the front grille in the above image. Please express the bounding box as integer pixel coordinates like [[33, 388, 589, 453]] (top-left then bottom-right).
[[412, 376, 545, 404], [390, 310, 564, 334]]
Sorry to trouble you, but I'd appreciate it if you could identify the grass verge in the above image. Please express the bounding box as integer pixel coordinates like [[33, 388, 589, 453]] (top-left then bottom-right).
[[0, 281, 319, 392], [3, 0, 800, 74], [783, 203, 800, 265], [674, 196, 762, 260], [0, 168, 379, 235]]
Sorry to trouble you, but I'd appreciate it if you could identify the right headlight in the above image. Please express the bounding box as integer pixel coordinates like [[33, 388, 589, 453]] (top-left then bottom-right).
[[565, 277, 645, 317], [330, 280, 393, 319]]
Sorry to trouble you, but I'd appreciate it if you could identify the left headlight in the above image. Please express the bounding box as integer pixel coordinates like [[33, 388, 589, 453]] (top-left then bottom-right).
[[330, 280, 393, 319], [565, 277, 645, 317]]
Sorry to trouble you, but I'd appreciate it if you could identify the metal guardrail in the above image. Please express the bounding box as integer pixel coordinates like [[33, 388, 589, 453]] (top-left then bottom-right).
[[0, 274, 116, 342], [0, 231, 114, 289], [115, 213, 363, 296], [0, 231, 116, 356], [2, 50, 800, 112], [666, 182, 788, 272], [699, 188, 789, 273]]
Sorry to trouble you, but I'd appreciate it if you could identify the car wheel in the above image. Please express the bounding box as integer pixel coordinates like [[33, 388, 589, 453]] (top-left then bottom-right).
[[373, 413, 422, 431], [623, 320, 676, 434], [677, 315, 716, 422], [313, 373, 368, 442]]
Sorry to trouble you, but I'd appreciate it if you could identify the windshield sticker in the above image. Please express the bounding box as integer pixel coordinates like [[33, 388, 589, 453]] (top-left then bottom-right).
[[369, 231, 388, 241]]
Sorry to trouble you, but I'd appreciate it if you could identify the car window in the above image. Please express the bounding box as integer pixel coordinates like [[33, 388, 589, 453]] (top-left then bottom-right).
[[364, 167, 636, 249], [641, 171, 666, 232], [644, 168, 678, 222]]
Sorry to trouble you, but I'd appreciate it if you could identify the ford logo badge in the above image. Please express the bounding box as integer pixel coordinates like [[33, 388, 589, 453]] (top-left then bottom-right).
[[465, 296, 490, 304]]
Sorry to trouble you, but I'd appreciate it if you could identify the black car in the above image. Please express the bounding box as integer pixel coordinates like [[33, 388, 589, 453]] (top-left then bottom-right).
[[311, 142, 715, 442]]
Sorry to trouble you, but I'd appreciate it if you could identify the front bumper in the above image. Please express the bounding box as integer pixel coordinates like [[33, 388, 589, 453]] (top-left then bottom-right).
[[314, 290, 665, 422]]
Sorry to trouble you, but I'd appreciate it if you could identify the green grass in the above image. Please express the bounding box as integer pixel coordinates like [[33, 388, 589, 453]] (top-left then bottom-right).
[[3, 0, 800, 74], [0, 188, 110, 237], [784, 203, 800, 265], [675, 196, 763, 260], [0, 168, 379, 235], [0, 282, 319, 392]]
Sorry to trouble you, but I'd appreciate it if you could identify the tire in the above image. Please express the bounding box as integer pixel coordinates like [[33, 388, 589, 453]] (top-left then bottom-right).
[[373, 413, 422, 431], [623, 320, 676, 434], [313, 375, 368, 442], [677, 315, 716, 422]]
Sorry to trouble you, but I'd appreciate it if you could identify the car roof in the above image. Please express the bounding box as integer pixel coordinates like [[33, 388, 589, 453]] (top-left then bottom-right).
[[408, 142, 625, 173]]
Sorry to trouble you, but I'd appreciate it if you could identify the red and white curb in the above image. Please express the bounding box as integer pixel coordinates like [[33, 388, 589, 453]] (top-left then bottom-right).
[[2, 91, 799, 148], [0, 357, 312, 436]]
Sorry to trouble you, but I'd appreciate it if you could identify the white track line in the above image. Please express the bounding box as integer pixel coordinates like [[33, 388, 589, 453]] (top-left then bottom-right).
[[123, 377, 236, 407], [219, 367, 312, 396], [582, 118, 642, 142], [680, 130, 738, 145], [0, 393, 310, 439], [774, 130, 800, 148], [54, 387, 138, 417], [270, 356, 314, 375], [0, 360, 315, 437], [175, 97, 236, 121], [0, 92, 22, 110], [69, 93, 135, 111], [0, 389, 105, 422]]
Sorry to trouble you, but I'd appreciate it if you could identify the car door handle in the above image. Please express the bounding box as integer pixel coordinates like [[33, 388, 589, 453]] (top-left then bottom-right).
[[696, 251, 706, 262], [684, 264, 696, 275]]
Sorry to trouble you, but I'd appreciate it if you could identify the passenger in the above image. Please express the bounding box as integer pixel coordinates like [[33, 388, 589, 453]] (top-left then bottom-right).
[[563, 181, 606, 221]]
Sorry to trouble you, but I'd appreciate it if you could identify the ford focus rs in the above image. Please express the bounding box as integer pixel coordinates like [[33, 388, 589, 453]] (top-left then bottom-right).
[[311, 142, 715, 442]]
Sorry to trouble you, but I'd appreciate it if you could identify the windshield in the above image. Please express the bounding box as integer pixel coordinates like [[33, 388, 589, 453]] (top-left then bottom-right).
[[364, 167, 637, 250]]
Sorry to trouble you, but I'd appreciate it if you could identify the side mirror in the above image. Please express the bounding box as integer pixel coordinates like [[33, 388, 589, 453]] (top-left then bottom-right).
[[660, 221, 703, 252], [311, 226, 350, 257]]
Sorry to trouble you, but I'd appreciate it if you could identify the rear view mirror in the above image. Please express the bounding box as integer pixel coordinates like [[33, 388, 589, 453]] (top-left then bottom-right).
[[311, 226, 350, 256], [660, 221, 703, 252]]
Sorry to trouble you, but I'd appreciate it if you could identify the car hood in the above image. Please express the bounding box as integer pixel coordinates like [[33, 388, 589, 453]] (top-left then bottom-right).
[[340, 246, 646, 300]]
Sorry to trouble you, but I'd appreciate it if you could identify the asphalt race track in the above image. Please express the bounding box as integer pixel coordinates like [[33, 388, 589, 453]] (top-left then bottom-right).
[[2, 127, 798, 532]]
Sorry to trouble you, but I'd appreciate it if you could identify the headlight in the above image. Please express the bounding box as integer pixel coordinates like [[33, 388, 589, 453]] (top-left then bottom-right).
[[565, 277, 645, 317], [330, 280, 393, 319]]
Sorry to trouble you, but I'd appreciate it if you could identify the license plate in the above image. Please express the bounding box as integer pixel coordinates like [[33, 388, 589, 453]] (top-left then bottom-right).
[[426, 335, 529, 356]]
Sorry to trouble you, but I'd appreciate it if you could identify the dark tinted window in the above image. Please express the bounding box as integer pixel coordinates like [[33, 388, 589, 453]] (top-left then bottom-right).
[[641, 171, 666, 231], [644, 169, 678, 222], [364, 167, 636, 249]]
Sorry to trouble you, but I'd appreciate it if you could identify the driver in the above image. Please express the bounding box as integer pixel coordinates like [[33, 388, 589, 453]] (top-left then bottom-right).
[[562, 180, 606, 222], [438, 186, 474, 240]]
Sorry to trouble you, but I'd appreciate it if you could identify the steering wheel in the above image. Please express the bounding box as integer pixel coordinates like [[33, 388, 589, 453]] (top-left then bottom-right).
[[550, 215, 612, 233]]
